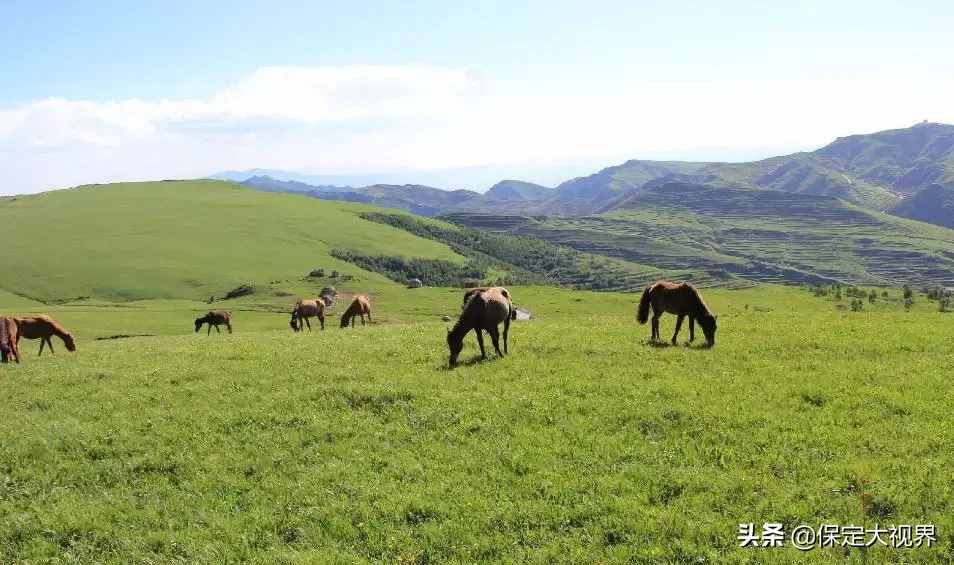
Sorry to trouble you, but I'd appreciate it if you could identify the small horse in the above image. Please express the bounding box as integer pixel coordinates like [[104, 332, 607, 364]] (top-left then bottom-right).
[[195, 310, 232, 335], [637, 281, 717, 346], [290, 299, 325, 331], [340, 295, 372, 328], [0, 316, 20, 364], [14, 315, 76, 356], [447, 288, 513, 366]]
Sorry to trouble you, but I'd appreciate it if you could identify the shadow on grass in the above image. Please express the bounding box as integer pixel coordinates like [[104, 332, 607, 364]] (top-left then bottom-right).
[[443, 354, 504, 370], [644, 340, 713, 350]]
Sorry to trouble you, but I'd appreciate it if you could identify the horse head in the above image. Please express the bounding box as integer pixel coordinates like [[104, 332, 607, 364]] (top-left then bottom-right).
[[194, 317, 204, 333], [63, 333, 77, 352], [446, 328, 463, 367], [699, 314, 717, 347]]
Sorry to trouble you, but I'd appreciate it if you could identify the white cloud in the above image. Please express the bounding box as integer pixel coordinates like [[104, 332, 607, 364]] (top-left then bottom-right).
[[2, 63, 953, 194]]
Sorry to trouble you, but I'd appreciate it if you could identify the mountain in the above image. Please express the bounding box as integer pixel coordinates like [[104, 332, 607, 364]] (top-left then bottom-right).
[[890, 183, 954, 229], [238, 176, 481, 217], [484, 180, 554, 201], [444, 182, 954, 287], [542, 122, 954, 215]]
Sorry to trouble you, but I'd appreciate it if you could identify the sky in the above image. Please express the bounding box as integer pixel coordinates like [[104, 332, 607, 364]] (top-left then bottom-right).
[[1, 0, 953, 194]]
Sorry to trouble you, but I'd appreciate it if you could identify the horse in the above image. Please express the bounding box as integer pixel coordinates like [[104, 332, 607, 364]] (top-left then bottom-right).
[[195, 310, 232, 335], [290, 299, 325, 331], [0, 316, 20, 364], [447, 287, 514, 367], [340, 295, 372, 328], [462, 286, 517, 321], [637, 281, 717, 346], [14, 315, 76, 356]]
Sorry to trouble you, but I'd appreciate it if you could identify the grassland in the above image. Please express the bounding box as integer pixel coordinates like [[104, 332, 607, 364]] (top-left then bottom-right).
[[0, 181, 465, 303], [3, 284, 954, 563]]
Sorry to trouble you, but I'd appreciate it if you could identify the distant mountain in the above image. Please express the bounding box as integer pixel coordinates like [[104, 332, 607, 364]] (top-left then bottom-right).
[[484, 180, 553, 201], [226, 123, 954, 229], [238, 176, 480, 217], [545, 122, 954, 215], [890, 184, 954, 229]]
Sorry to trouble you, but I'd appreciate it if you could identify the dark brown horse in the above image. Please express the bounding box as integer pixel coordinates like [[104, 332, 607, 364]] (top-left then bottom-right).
[[340, 295, 372, 328], [290, 298, 325, 331], [447, 288, 513, 366], [14, 315, 76, 356], [637, 281, 717, 346], [462, 286, 517, 320], [0, 316, 20, 364], [195, 310, 232, 335]]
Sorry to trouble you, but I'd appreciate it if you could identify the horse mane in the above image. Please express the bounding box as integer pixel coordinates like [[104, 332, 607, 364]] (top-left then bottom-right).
[[450, 291, 485, 339], [685, 284, 714, 319]]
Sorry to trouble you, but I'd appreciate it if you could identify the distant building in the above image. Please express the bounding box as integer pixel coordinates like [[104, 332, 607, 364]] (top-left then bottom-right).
[[407, 278, 423, 288]]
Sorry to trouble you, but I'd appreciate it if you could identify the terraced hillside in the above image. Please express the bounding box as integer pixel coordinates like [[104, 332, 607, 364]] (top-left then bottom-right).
[[445, 183, 954, 287], [0, 180, 466, 303]]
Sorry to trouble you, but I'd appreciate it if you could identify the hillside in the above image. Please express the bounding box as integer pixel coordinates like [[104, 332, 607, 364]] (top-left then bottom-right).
[[0, 180, 466, 303], [889, 183, 954, 229], [231, 124, 954, 230], [444, 182, 954, 287]]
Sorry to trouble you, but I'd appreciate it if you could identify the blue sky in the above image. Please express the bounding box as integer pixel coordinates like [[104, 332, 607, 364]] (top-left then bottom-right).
[[2, 0, 953, 193]]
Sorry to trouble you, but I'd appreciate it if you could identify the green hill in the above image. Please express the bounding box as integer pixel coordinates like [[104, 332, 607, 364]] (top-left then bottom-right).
[[0, 180, 465, 303], [444, 182, 954, 287], [890, 184, 954, 229]]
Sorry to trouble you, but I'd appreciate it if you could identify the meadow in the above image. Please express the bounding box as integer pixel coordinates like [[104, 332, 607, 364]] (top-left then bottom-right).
[[2, 284, 954, 563]]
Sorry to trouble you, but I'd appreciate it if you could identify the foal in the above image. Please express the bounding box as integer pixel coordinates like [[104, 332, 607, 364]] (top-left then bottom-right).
[[195, 310, 232, 335]]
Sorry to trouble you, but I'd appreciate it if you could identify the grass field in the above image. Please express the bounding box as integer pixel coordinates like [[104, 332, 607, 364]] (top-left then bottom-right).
[[0, 181, 464, 303], [3, 284, 954, 563]]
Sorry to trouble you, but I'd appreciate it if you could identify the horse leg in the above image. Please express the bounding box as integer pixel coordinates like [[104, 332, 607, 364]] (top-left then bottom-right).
[[688, 316, 695, 342], [227, 321, 232, 334], [215, 323, 221, 334], [672, 314, 684, 345], [207, 323, 212, 335], [319, 313, 325, 330], [651, 313, 661, 342], [360, 314, 366, 326], [490, 327, 503, 357], [475, 329, 486, 359], [503, 315, 510, 354], [38, 338, 46, 356], [304, 317, 312, 331]]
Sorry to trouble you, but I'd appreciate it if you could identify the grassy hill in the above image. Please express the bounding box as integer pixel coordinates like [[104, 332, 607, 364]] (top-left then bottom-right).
[[445, 183, 954, 287], [890, 183, 954, 229], [0, 180, 466, 303]]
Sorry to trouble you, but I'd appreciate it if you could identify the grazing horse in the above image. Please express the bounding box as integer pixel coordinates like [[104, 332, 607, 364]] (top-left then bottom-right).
[[637, 281, 717, 346], [290, 299, 325, 331], [340, 295, 372, 328], [14, 315, 76, 356], [447, 288, 514, 366], [462, 286, 517, 321], [0, 316, 20, 364], [195, 310, 232, 335]]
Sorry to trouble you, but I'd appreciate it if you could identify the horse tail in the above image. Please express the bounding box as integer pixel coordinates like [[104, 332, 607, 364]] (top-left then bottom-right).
[[636, 284, 654, 324]]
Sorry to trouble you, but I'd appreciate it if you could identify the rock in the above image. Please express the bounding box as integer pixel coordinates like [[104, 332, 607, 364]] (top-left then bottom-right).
[[441, 315, 452, 322]]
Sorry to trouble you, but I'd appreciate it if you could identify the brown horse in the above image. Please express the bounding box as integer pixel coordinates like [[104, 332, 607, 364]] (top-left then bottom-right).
[[0, 316, 20, 364], [340, 295, 372, 328], [447, 287, 514, 366], [195, 310, 232, 335], [637, 281, 717, 346], [290, 298, 325, 331], [14, 315, 76, 356], [462, 286, 517, 321]]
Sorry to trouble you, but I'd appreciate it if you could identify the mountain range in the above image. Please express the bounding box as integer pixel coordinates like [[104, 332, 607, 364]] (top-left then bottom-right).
[[219, 122, 954, 230]]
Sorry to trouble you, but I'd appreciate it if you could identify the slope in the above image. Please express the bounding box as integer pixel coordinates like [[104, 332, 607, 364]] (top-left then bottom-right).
[[0, 180, 466, 303]]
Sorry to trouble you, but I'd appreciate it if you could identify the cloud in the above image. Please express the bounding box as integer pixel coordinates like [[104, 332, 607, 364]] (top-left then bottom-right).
[[2, 63, 953, 194]]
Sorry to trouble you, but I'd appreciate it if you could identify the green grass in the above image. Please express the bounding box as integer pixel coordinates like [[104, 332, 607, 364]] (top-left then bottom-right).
[[0, 181, 464, 303], [3, 285, 954, 563]]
